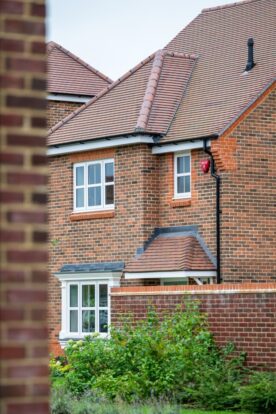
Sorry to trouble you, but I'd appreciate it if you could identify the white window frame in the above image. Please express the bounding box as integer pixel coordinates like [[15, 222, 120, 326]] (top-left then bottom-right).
[[67, 281, 109, 337], [174, 152, 191, 199], [54, 272, 121, 343], [73, 159, 114, 212]]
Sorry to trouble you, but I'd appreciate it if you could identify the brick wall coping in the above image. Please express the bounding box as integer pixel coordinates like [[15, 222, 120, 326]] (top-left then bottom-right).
[[111, 282, 276, 296]]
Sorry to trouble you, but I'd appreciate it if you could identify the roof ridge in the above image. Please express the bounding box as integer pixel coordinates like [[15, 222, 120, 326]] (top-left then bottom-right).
[[202, 0, 261, 13], [48, 53, 156, 137], [135, 50, 165, 132], [46, 41, 113, 84], [135, 50, 198, 132]]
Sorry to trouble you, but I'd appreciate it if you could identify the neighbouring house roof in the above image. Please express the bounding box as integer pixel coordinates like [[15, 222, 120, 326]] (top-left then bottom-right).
[[125, 229, 215, 273], [48, 0, 275, 147], [48, 50, 196, 146], [47, 41, 112, 97]]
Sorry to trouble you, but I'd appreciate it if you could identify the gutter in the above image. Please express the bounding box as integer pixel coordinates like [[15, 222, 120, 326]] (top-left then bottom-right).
[[203, 140, 221, 284]]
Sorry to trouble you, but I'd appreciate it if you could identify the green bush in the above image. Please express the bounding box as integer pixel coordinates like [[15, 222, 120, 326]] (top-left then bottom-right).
[[239, 371, 276, 413], [51, 301, 247, 409]]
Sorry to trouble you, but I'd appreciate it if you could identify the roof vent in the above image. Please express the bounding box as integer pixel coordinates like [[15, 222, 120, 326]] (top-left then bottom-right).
[[245, 38, 255, 72]]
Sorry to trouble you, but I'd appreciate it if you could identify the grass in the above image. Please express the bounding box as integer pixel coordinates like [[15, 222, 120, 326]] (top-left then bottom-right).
[[51, 399, 248, 414]]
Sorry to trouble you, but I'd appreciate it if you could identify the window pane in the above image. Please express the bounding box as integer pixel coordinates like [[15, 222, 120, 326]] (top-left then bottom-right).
[[99, 310, 108, 333], [76, 166, 84, 186], [99, 285, 108, 307], [76, 188, 84, 208], [70, 285, 78, 307], [105, 162, 114, 183], [177, 176, 184, 194], [70, 310, 78, 332], [184, 155, 190, 173], [82, 310, 95, 332], [105, 185, 114, 205], [88, 186, 101, 206], [184, 175, 191, 193], [88, 164, 101, 185], [177, 156, 184, 174], [82, 285, 95, 307]]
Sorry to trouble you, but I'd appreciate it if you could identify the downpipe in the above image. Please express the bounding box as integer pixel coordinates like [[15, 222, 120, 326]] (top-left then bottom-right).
[[203, 140, 221, 284]]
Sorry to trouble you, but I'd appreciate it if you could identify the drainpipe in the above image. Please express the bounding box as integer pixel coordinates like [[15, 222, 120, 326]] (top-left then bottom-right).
[[203, 140, 221, 284]]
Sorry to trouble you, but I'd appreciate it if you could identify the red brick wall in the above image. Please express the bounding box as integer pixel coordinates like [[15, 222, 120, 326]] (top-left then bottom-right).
[[159, 150, 216, 256], [111, 284, 276, 369], [47, 100, 82, 128], [49, 144, 160, 349], [0, 1, 48, 413], [216, 87, 276, 282]]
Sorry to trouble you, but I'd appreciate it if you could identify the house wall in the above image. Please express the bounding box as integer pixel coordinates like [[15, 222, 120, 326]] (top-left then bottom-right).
[[111, 283, 276, 369], [47, 100, 82, 128], [0, 1, 48, 413], [49, 144, 161, 350], [214, 86, 276, 282]]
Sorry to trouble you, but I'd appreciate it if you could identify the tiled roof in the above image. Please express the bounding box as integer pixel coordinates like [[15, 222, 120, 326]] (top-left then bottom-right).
[[162, 0, 276, 143], [47, 41, 112, 96], [48, 0, 275, 146], [48, 51, 195, 145], [125, 233, 215, 273]]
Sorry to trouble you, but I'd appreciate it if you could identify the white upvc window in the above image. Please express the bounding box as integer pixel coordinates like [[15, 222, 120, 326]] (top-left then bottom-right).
[[55, 272, 121, 343], [174, 152, 191, 199], [73, 159, 114, 212], [68, 282, 109, 336]]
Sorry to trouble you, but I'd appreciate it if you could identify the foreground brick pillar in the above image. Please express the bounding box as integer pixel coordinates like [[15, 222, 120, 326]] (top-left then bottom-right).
[[0, 1, 48, 413]]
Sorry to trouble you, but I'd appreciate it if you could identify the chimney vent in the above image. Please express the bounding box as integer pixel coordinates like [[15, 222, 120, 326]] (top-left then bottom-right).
[[245, 38, 255, 72]]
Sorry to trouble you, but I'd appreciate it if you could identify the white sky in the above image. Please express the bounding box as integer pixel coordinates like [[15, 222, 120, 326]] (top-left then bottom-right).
[[47, 0, 235, 80]]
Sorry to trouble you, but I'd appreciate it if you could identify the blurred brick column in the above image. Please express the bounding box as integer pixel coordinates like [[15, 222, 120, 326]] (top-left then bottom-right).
[[0, 1, 48, 413]]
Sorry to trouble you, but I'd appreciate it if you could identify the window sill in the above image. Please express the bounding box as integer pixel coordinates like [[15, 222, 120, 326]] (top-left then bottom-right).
[[170, 199, 191, 208], [70, 210, 115, 221]]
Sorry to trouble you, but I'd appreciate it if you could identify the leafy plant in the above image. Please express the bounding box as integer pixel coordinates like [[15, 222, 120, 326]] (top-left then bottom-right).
[[239, 371, 276, 413], [51, 300, 247, 409]]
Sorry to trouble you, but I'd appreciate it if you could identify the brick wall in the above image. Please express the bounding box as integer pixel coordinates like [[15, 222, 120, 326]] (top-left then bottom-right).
[[216, 87, 276, 282], [111, 283, 276, 369], [0, 1, 48, 413], [49, 144, 161, 350], [48, 100, 82, 128]]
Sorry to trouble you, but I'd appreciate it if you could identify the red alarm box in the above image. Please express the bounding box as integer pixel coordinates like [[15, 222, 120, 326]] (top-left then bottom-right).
[[200, 159, 210, 174]]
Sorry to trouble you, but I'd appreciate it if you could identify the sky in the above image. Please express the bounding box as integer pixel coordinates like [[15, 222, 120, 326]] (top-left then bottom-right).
[[47, 0, 235, 81]]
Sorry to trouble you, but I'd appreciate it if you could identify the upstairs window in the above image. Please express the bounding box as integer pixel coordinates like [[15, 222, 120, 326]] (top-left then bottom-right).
[[174, 152, 191, 199], [74, 159, 114, 212]]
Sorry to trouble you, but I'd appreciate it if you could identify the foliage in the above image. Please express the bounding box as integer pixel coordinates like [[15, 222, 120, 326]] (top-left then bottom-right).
[[238, 371, 276, 413], [51, 301, 248, 410]]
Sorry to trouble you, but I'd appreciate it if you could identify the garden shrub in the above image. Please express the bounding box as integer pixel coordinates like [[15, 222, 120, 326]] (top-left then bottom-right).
[[239, 371, 276, 413], [51, 300, 248, 409]]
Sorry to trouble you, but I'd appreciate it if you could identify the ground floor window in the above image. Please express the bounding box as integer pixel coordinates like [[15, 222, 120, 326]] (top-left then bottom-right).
[[54, 270, 121, 342], [68, 282, 108, 335]]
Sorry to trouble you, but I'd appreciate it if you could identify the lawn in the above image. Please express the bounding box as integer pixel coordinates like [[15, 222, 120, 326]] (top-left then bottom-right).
[[51, 400, 248, 414]]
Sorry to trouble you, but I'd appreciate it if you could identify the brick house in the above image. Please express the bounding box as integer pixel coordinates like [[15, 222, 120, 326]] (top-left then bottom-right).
[[48, 0, 275, 352]]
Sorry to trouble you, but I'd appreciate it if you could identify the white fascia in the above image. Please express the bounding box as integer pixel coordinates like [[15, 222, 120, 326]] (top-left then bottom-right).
[[124, 270, 217, 280], [47, 135, 155, 156], [152, 139, 210, 154], [47, 94, 91, 103], [54, 271, 121, 286]]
